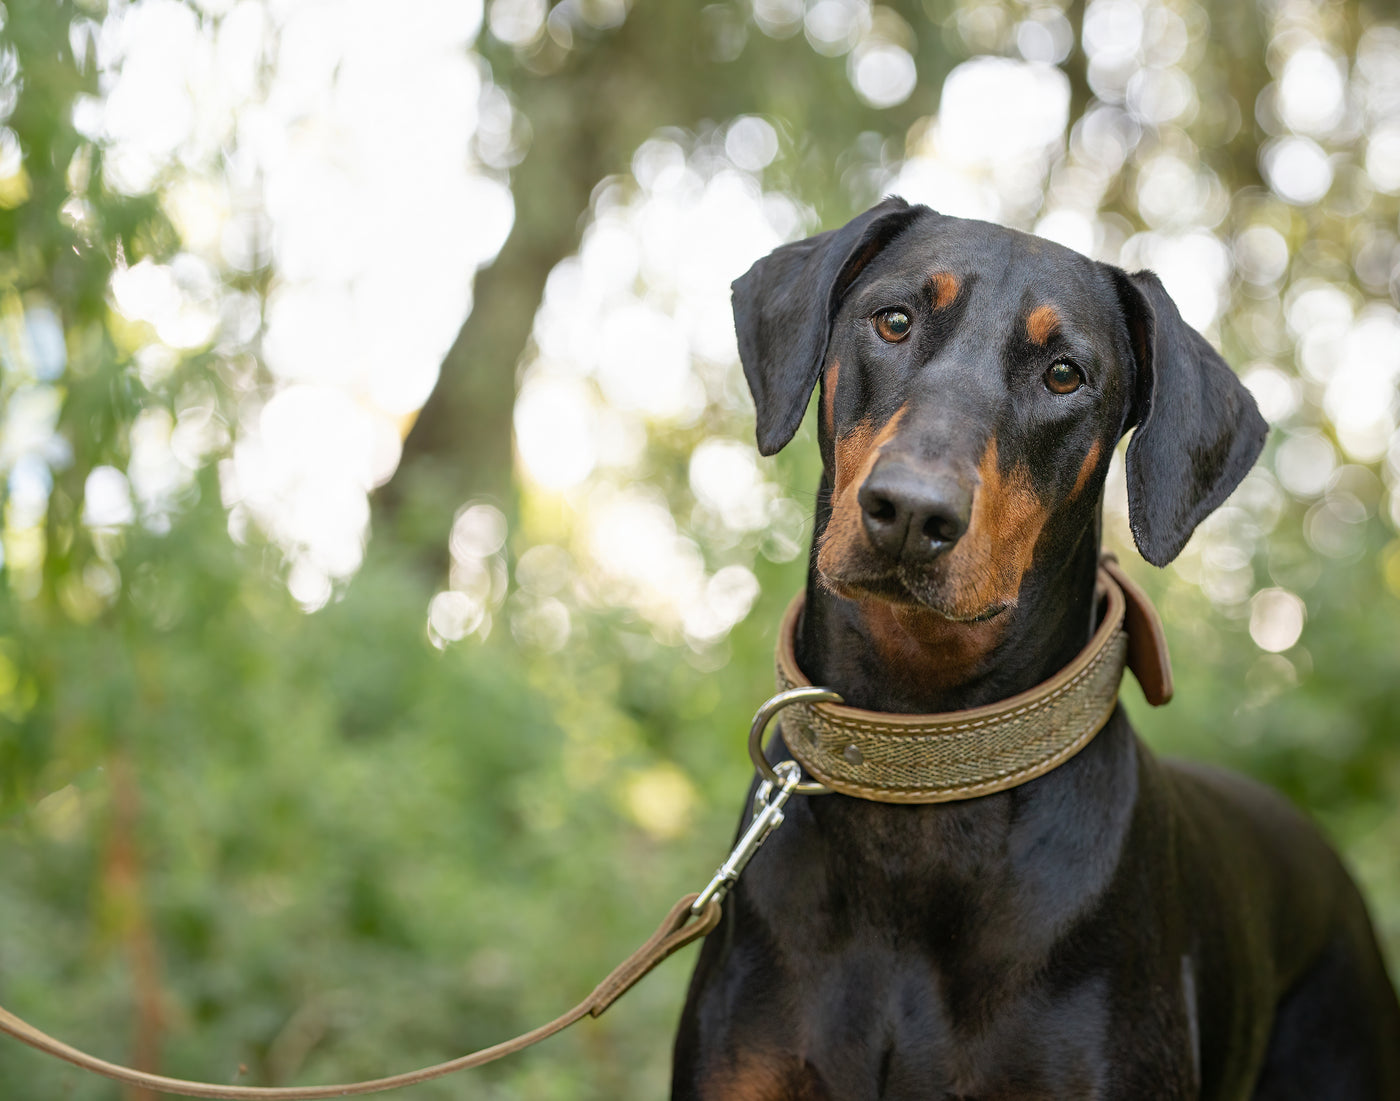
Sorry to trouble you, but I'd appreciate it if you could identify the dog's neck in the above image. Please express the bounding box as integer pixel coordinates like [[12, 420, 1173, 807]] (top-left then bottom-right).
[[796, 488, 1105, 716], [765, 491, 1136, 976], [773, 488, 1136, 968], [714, 471, 1144, 1006]]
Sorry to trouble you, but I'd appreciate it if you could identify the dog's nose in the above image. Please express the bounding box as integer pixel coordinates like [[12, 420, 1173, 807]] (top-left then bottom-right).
[[858, 464, 971, 563]]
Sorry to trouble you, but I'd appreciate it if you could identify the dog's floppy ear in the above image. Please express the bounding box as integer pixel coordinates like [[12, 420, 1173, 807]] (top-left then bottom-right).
[[1112, 268, 1267, 566], [733, 196, 925, 455]]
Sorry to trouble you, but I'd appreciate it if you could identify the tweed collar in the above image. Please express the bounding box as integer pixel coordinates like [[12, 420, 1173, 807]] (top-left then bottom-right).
[[774, 557, 1172, 804]]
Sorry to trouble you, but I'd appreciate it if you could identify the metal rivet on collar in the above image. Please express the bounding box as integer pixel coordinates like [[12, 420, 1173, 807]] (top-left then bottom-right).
[[843, 744, 865, 766]]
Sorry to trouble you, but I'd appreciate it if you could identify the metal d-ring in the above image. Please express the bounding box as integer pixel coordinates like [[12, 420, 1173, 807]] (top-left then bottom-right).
[[747, 686, 843, 796]]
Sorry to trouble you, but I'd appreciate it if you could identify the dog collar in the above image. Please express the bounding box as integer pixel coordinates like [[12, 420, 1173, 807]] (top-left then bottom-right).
[[774, 557, 1172, 804]]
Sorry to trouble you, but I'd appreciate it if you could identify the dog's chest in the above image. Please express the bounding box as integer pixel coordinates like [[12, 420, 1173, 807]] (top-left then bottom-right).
[[697, 946, 1196, 1100], [794, 955, 1115, 1100]]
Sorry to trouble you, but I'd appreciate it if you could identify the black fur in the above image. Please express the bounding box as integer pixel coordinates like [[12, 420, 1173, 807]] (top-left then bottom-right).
[[1113, 270, 1269, 567], [734, 196, 923, 455], [672, 200, 1400, 1100]]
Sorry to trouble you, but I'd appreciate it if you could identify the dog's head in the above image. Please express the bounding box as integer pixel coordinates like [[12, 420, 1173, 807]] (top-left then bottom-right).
[[734, 197, 1266, 621]]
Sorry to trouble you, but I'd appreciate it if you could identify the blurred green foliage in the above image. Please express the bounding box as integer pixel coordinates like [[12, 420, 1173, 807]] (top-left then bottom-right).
[[1, 0, 1398, 1097]]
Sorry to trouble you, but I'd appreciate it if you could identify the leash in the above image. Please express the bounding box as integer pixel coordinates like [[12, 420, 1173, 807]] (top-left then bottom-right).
[[0, 561, 1170, 1095], [0, 891, 721, 1098], [0, 697, 821, 1099], [0, 894, 719, 1098]]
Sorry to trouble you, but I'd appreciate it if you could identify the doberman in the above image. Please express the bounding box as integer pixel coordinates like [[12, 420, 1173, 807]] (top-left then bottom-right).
[[672, 198, 1400, 1100]]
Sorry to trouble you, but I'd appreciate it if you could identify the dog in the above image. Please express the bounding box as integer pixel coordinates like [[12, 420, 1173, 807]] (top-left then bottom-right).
[[671, 198, 1400, 1099]]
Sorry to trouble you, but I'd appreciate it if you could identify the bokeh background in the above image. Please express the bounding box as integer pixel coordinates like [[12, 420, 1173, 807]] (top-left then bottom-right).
[[1, 0, 1398, 1096]]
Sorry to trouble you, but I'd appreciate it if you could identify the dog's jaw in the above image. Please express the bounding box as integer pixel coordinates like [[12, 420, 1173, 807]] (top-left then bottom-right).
[[814, 564, 1011, 623]]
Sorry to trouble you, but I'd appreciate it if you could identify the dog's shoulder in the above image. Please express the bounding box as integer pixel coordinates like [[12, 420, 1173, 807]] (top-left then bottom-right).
[[1158, 756, 1355, 916]]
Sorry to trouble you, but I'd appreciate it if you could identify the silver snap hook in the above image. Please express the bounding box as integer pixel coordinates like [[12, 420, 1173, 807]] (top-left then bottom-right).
[[746, 686, 841, 797]]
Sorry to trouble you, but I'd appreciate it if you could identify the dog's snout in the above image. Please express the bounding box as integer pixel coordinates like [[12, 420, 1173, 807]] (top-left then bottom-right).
[[858, 464, 971, 564]]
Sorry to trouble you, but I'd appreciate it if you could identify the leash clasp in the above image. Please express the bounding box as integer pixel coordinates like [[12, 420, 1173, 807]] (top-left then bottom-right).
[[689, 688, 842, 916], [692, 761, 803, 915], [747, 686, 841, 795]]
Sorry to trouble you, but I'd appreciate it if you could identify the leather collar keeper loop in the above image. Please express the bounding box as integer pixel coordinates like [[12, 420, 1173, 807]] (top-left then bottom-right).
[[773, 557, 1172, 804]]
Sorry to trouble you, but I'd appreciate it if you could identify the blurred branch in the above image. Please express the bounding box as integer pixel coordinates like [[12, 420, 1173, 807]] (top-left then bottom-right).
[[1214, 0, 1270, 194], [1063, 0, 1092, 125], [371, 90, 604, 543], [373, 4, 929, 562], [103, 754, 165, 1101]]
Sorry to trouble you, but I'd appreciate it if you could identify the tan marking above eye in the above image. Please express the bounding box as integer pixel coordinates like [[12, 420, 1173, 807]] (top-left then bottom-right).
[[928, 271, 959, 310], [1027, 304, 1060, 344]]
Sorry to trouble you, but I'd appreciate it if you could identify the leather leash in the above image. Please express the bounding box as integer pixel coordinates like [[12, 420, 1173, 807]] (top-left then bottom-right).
[[0, 556, 1171, 1096], [0, 893, 721, 1098]]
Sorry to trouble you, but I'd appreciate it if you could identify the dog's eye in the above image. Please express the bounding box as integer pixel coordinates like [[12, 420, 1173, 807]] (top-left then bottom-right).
[[872, 309, 912, 343], [1043, 361, 1083, 395]]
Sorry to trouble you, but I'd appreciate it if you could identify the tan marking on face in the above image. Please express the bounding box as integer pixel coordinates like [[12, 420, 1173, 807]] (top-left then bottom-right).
[[937, 437, 1049, 618], [821, 359, 839, 435], [1069, 438, 1102, 502], [1026, 304, 1060, 345], [817, 406, 907, 579], [929, 270, 959, 310], [815, 431, 1050, 696], [861, 598, 1011, 693]]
